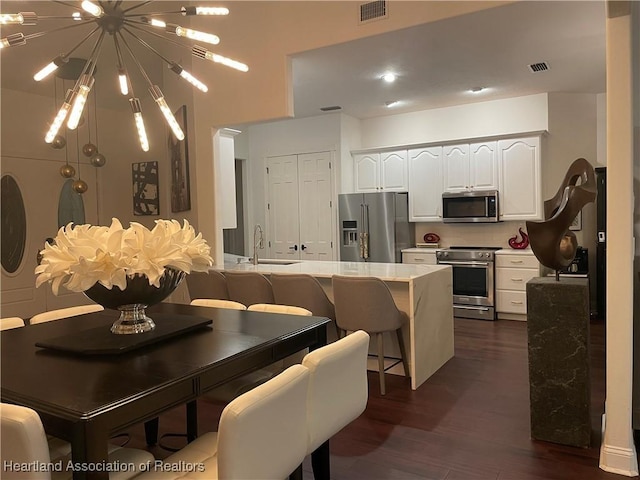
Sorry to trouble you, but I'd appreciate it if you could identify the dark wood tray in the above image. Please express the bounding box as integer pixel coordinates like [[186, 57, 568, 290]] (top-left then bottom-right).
[[35, 314, 212, 355]]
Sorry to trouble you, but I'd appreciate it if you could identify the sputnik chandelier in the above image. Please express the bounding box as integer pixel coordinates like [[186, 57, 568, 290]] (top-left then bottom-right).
[[0, 1, 248, 153]]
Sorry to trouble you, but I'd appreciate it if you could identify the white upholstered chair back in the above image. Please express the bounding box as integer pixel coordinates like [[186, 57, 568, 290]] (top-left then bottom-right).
[[1, 317, 25, 331], [303, 330, 370, 453], [29, 304, 104, 325], [247, 304, 312, 316], [1, 403, 51, 480], [190, 299, 247, 310]]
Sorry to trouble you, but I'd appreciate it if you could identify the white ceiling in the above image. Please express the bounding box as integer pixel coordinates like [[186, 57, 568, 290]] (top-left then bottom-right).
[[291, 0, 606, 119], [0, 1, 606, 122]]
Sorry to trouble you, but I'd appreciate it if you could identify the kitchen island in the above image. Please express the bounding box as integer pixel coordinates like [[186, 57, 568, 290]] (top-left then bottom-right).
[[219, 260, 453, 390]]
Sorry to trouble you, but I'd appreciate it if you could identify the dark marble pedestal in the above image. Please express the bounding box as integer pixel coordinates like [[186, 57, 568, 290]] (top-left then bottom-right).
[[526, 276, 591, 448]]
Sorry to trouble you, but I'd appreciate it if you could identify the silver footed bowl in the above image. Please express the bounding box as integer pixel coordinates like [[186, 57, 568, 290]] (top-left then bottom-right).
[[84, 268, 185, 334]]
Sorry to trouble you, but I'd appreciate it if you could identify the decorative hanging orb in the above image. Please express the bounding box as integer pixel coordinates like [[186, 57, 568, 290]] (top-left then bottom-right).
[[72, 179, 88, 194], [51, 135, 66, 149], [60, 164, 76, 178], [90, 152, 106, 167], [82, 143, 97, 157]]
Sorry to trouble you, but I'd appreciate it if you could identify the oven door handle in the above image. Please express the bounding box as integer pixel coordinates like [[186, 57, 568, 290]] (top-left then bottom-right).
[[437, 260, 491, 266]]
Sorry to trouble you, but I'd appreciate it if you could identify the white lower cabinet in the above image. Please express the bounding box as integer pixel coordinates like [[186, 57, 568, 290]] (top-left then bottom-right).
[[495, 250, 540, 321], [402, 249, 437, 265]]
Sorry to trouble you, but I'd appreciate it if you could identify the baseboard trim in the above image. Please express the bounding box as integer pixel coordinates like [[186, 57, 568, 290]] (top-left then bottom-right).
[[599, 414, 639, 476]]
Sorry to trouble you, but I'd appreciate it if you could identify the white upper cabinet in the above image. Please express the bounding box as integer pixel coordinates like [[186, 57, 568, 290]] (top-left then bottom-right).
[[353, 150, 407, 192], [469, 141, 499, 190], [444, 142, 498, 192], [408, 146, 443, 222], [498, 136, 542, 220]]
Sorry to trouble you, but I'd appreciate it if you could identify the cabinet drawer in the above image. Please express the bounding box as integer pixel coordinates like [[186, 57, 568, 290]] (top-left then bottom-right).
[[496, 290, 527, 314], [496, 254, 539, 269], [496, 267, 539, 291], [402, 252, 437, 265]]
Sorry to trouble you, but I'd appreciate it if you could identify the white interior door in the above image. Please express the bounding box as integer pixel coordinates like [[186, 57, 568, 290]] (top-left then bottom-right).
[[1, 156, 98, 320], [267, 155, 300, 259], [297, 152, 333, 260]]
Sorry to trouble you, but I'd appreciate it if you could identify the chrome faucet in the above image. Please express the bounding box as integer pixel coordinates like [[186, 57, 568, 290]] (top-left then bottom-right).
[[252, 224, 264, 265]]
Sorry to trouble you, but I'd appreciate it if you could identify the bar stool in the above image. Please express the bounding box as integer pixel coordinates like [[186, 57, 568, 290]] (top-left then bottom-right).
[[0, 317, 25, 330], [186, 270, 229, 300], [270, 273, 340, 340], [29, 304, 104, 325], [224, 271, 274, 306], [190, 299, 247, 310], [331, 275, 410, 395]]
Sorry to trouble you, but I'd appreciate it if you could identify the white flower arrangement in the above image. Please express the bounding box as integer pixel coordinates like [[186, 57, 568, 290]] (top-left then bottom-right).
[[35, 218, 213, 295]]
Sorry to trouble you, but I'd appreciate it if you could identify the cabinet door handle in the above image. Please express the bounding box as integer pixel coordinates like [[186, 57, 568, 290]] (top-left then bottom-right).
[[511, 278, 524, 282], [289, 245, 298, 251], [510, 260, 524, 264], [413, 258, 424, 262], [510, 300, 524, 305]]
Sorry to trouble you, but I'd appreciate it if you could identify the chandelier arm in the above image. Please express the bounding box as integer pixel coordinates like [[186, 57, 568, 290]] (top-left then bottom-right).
[[122, 2, 154, 14], [121, 26, 172, 65], [76, 29, 105, 81], [124, 21, 192, 51], [62, 25, 102, 58], [116, 31, 154, 87], [23, 20, 96, 42], [123, 11, 184, 17], [52, 1, 82, 11]]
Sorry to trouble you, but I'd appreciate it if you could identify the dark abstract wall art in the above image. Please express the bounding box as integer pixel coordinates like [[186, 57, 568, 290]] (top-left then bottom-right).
[[170, 105, 191, 212], [132, 161, 159, 216]]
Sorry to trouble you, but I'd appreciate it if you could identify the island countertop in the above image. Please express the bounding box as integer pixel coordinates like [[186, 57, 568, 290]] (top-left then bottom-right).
[[214, 257, 454, 390], [217, 259, 449, 282]]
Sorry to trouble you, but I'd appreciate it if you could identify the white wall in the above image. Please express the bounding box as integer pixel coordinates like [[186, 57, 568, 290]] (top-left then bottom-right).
[[360, 93, 549, 148], [339, 114, 362, 193]]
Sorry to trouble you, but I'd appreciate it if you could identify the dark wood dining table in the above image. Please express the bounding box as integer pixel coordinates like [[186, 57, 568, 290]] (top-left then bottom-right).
[[1, 303, 330, 480]]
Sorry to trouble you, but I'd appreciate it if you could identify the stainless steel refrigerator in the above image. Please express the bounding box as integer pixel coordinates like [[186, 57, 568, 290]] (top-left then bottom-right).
[[339, 192, 414, 263]]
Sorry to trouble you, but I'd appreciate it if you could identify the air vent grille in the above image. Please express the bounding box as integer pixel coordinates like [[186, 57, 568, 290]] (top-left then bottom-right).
[[360, 0, 387, 23], [320, 106, 342, 112], [528, 62, 549, 73]]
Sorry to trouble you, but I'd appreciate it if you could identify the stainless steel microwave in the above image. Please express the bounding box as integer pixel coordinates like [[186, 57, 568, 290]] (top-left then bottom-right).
[[442, 190, 499, 223]]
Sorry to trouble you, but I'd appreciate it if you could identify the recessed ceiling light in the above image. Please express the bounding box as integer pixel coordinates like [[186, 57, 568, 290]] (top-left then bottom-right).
[[385, 100, 399, 108], [381, 73, 396, 83], [469, 87, 485, 94]]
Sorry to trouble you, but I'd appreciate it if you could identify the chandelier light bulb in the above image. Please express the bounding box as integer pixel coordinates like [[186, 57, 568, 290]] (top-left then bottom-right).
[[72, 12, 82, 21], [149, 85, 184, 141], [129, 98, 150, 152], [67, 74, 95, 130], [81, 1, 104, 18], [34, 55, 68, 82], [45, 89, 74, 143], [181, 6, 229, 16], [118, 69, 129, 95], [170, 63, 208, 92], [1, 12, 36, 25], [171, 25, 219, 45], [149, 18, 166, 28], [192, 46, 249, 72]]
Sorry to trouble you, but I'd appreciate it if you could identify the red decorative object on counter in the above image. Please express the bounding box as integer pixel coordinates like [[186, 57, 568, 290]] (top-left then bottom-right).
[[423, 233, 440, 243], [508, 228, 530, 249]]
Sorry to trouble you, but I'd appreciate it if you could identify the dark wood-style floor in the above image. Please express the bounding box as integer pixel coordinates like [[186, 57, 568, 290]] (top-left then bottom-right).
[[125, 318, 625, 479]]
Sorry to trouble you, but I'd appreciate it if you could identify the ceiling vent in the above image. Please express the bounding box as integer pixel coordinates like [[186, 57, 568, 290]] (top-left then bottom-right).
[[320, 106, 342, 112], [528, 62, 549, 73], [359, 1, 387, 24]]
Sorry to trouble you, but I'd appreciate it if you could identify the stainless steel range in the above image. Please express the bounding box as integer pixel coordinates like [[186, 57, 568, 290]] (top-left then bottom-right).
[[436, 246, 501, 321]]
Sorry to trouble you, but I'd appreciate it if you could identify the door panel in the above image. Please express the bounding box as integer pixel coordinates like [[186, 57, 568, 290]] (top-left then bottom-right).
[[267, 155, 300, 259], [1, 156, 98, 319], [443, 144, 470, 191], [298, 152, 333, 260]]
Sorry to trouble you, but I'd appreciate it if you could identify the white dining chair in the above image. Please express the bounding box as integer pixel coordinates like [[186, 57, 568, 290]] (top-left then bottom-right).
[[29, 304, 104, 325], [247, 303, 312, 316], [136, 365, 310, 480], [1, 403, 154, 480], [190, 298, 247, 310], [302, 330, 370, 478], [0, 317, 25, 331]]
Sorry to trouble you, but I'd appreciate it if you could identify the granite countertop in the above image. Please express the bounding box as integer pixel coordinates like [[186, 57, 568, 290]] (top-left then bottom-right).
[[216, 258, 449, 282]]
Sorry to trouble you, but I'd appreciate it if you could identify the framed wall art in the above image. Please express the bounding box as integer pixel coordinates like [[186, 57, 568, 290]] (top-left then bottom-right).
[[132, 161, 159, 216], [169, 105, 191, 212], [569, 210, 582, 231]]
